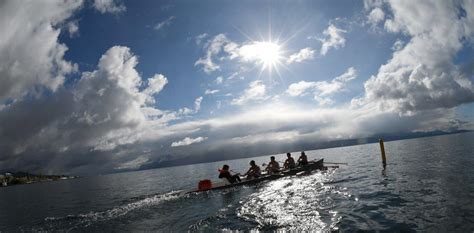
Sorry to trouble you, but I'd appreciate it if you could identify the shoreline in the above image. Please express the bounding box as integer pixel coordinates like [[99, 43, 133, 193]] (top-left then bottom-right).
[[0, 173, 79, 188]]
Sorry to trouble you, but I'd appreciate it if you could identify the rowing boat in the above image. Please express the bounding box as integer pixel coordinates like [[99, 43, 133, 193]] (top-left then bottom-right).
[[187, 159, 325, 194]]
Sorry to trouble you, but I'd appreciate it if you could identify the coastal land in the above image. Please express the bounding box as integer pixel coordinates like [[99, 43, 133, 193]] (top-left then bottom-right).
[[0, 171, 78, 188]]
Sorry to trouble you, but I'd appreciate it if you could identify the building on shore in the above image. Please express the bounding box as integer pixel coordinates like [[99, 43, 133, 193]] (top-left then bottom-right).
[[0, 175, 7, 187]]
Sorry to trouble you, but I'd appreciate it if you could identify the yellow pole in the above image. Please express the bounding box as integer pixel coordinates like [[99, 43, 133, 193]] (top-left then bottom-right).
[[379, 139, 387, 168]]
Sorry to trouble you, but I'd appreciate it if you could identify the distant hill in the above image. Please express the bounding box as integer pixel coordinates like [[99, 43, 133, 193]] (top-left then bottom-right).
[[139, 130, 471, 171]]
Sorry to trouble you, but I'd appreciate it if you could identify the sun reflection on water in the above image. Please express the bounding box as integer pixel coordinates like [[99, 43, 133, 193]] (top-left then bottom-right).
[[237, 170, 348, 231]]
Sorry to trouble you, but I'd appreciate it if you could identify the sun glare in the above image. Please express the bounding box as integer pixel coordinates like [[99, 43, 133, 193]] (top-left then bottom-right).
[[254, 42, 281, 67], [240, 41, 283, 73]]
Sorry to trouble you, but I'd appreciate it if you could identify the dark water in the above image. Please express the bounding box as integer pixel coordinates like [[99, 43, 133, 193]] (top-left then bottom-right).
[[1, 132, 474, 232]]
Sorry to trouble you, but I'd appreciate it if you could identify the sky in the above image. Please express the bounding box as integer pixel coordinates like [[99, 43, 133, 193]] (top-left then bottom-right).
[[1, 0, 474, 175]]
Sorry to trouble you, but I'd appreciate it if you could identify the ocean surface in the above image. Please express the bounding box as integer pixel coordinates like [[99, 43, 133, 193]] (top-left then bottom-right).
[[1, 132, 474, 232]]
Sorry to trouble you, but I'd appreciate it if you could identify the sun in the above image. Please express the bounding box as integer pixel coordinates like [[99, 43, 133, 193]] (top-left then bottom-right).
[[239, 41, 284, 73], [253, 41, 282, 68]]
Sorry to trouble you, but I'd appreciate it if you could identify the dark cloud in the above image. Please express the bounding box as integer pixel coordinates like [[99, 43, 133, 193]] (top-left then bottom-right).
[[0, 46, 171, 175]]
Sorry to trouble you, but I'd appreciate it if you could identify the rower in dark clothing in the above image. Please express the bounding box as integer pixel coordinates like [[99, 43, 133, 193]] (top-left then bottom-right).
[[283, 153, 296, 169], [298, 151, 308, 166], [218, 164, 241, 183], [243, 160, 261, 179], [265, 156, 280, 174]]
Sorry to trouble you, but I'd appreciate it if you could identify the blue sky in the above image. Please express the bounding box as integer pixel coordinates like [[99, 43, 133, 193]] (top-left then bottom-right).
[[1, 0, 474, 174], [61, 0, 396, 113]]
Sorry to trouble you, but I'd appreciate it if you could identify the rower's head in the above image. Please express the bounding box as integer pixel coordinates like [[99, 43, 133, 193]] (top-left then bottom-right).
[[270, 156, 275, 161], [301, 151, 306, 156], [250, 160, 256, 166], [222, 164, 229, 170], [287, 153, 291, 157]]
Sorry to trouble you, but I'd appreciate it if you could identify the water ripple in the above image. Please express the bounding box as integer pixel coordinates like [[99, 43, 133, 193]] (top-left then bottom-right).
[[236, 170, 346, 231], [36, 190, 183, 231]]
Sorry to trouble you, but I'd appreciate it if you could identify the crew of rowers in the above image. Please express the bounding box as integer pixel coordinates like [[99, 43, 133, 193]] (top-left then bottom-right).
[[218, 151, 309, 184]]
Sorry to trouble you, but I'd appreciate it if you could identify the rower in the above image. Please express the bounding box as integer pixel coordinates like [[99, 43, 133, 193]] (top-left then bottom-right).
[[297, 151, 308, 166], [283, 153, 296, 169], [265, 156, 280, 174], [243, 160, 261, 179], [218, 165, 241, 184]]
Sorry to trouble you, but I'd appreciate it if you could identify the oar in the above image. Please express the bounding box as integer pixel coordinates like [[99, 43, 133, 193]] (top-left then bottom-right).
[[262, 161, 285, 165], [324, 162, 348, 165], [218, 168, 242, 175], [230, 169, 241, 175]]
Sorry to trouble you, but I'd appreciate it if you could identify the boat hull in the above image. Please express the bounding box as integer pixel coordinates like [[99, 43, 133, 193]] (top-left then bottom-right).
[[187, 159, 324, 193]]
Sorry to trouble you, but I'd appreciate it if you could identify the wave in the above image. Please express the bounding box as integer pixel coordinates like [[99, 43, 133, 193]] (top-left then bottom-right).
[[40, 190, 183, 231]]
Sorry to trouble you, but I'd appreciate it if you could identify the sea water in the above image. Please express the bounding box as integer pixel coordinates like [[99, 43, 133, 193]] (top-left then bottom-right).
[[1, 132, 473, 232]]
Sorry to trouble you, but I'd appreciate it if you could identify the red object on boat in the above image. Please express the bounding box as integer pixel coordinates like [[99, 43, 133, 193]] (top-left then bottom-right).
[[198, 179, 212, 190]]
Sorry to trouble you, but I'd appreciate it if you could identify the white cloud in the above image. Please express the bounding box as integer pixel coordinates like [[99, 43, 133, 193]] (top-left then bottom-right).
[[143, 74, 168, 103], [227, 72, 241, 80], [93, 0, 126, 14], [0, 44, 182, 174], [66, 21, 79, 37], [0, 0, 81, 103], [195, 34, 275, 74], [144, 74, 168, 95], [313, 96, 334, 106], [195, 33, 208, 45], [178, 96, 203, 115], [154, 16, 176, 31], [215, 76, 224, 84], [115, 156, 149, 170], [178, 107, 194, 115], [363, 0, 383, 10], [314, 81, 345, 97], [194, 96, 203, 112], [287, 47, 315, 64], [171, 136, 208, 147], [287, 81, 317, 97], [230, 131, 300, 145], [357, 0, 474, 115], [287, 67, 357, 105], [73, 46, 162, 150], [368, 7, 385, 27], [205, 89, 220, 95], [163, 102, 466, 154], [195, 34, 235, 73], [149, 99, 471, 169], [319, 24, 347, 56], [391, 39, 405, 51], [231, 80, 268, 105], [335, 67, 357, 82]]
